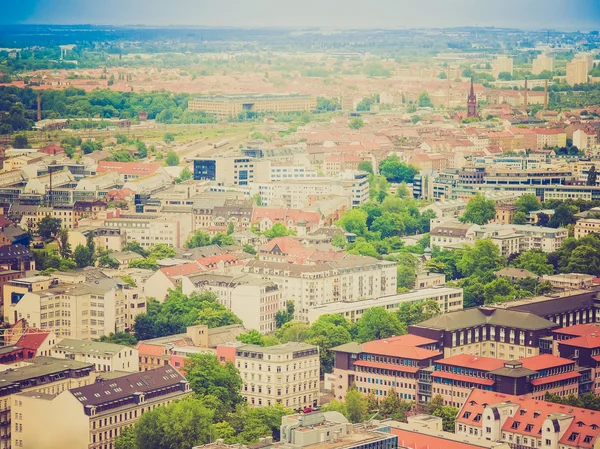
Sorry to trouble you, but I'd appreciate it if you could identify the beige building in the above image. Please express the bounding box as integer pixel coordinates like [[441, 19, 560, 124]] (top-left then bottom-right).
[[307, 287, 463, 324], [415, 272, 446, 289], [492, 56, 513, 78], [574, 217, 600, 238], [541, 273, 595, 290], [0, 357, 96, 449], [573, 128, 597, 150], [566, 58, 589, 85], [235, 342, 320, 409], [531, 54, 555, 75], [12, 365, 190, 449], [2, 276, 56, 324], [182, 273, 283, 334], [103, 215, 182, 248], [51, 339, 139, 372], [188, 94, 316, 116]]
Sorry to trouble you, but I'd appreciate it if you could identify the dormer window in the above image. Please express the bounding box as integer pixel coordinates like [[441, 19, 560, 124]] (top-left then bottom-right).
[[567, 433, 579, 442]]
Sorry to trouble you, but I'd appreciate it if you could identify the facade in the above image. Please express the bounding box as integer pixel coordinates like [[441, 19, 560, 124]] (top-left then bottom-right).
[[541, 273, 595, 290], [235, 342, 320, 408], [13, 366, 190, 449], [307, 287, 463, 325], [492, 56, 513, 77], [51, 339, 139, 372], [187, 94, 317, 116], [193, 157, 270, 185], [103, 215, 182, 248], [574, 218, 600, 239], [566, 58, 589, 85], [532, 54, 555, 75]]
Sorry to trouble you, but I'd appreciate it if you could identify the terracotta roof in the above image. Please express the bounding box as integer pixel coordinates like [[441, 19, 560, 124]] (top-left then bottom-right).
[[97, 161, 162, 175], [374, 334, 437, 348], [553, 323, 600, 337], [135, 342, 169, 357], [432, 371, 495, 386], [196, 254, 240, 268], [391, 427, 492, 449], [557, 334, 600, 349], [520, 354, 575, 371], [160, 263, 204, 280], [353, 360, 419, 374], [437, 354, 506, 372], [362, 339, 441, 360], [530, 371, 580, 386], [16, 329, 52, 351]]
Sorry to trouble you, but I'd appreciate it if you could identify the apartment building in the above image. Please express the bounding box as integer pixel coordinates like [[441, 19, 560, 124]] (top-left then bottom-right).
[[0, 357, 95, 449], [193, 157, 271, 185], [182, 272, 283, 334], [244, 255, 397, 322], [492, 56, 513, 78], [566, 58, 589, 85], [187, 94, 316, 116], [51, 339, 139, 372], [409, 307, 560, 359], [13, 366, 191, 449], [2, 276, 55, 323], [235, 342, 320, 408], [456, 390, 600, 449], [307, 287, 463, 325], [102, 214, 182, 248], [541, 273, 595, 290], [95, 161, 165, 183], [475, 223, 568, 255], [532, 54, 555, 75], [574, 218, 600, 239]]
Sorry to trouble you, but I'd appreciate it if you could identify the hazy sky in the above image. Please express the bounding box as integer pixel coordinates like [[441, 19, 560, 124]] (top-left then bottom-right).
[[2, 0, 600, 30]]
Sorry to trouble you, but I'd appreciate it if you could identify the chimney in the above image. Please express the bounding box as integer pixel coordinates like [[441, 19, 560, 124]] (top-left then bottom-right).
[[544, 79, 549, 110], [37, 91, 42, 122], [523, 77, 528, 108]]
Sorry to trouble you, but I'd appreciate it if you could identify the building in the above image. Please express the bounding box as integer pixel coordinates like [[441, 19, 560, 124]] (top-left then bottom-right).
[[95, 161, 165, 182], [234, 342, 320, 408], [492, 56, 513, 78], [331, 334, 442, 403], [574, 218, 600, 239], [51, 339, 139, 372], [409, 307, 560, 359], [193, 157, 270, 185], [541, 273, 595, 291], [307, 287, 463, 325], [187, 94, 317, 116], [0, 357, 96, 449], [495, 268, 538, 282], [182, 272, 283, 334], [566, 58, 590, 85], [573, 128, 597, 150], [102, 214, 182, 248], [532, 54, 555, 75], [456, 390, 600, 449], [415, 272, 446, 289], [13, 366, 191, 449], [467, 79, 478, 118]]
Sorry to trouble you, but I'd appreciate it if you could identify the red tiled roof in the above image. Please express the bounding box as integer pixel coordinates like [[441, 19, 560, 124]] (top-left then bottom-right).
[[457, 390, 600, 448], [135, 343, 169, 357], [520, 354, 575, 371], [374, 334, 437, 348], [432, 371, 495, 386], [553, 324, 600, 337], [353, 360, 419, 374], [160, 263, 204, 280], [557, 334, 600, 349], [592, 355, 600, 363], [260, 237, 305, 254], [196, 254, 240, 267], [16, 329, 51, 350], [437, 354, 506, 372], [97, 161, 162, 175], [530, 371, 580, 386]]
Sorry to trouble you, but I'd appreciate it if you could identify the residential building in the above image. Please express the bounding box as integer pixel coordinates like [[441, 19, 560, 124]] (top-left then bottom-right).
[[473, 223, 568, 255], [573, 128, 597, 150], [415, 272, 446, 289], [307, 287, 463, 325], [541, 273, 595, 290], [235, 342, 320, 408], [574, 218, 600, 239], [0, 357, 96, 449], [430, 223, 477, 249], [494, 268, 538, 282], [566, 58, 590, 85], [409, 307, 560, 359], [51, 339, 139, 372], [182, 272, 283, 334], [187, 94, 317, 116], [2, 276, 56, 324], [492, 56, 513, 78], [102, 214, 182, 248], [331, 334, 442, 403], [13, 366, 191, 449], [532, 54, 555, 75], [455, 390, 600, 449]]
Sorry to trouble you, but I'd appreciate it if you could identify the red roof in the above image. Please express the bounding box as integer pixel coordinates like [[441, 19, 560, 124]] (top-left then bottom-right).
[[553, 323, 600, 337], [196, 254, 242, 270], [557, 334, 600, 349], [391, 428, 487, 449], [520, 354, 575, 371], [160, 263, 204, 280], [353, 360, 419, 374], [373, 334, 437, 348], [97, 161, 162, 175], [530, 371, 580, 386], [362, 339, 441, 360], [437, 354, 506, 372], [135, 343, 169, 357], [432, 371, 495, 386], [260, 237, 305, 254], [457, 390, 600, 448], [16, 329, 52, 351]]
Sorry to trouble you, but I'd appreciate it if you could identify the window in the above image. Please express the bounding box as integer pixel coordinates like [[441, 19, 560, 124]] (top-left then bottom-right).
[[568, 433, 579, 442], [526, 424, 534, 432], [511, 421, 520, 430]]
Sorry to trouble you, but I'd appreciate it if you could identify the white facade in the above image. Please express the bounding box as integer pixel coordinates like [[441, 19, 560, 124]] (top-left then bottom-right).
[[51, 339, 139, 372]]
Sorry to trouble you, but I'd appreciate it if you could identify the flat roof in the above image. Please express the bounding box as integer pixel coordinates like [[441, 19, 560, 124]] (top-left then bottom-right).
[[192, 93, 314, 101]]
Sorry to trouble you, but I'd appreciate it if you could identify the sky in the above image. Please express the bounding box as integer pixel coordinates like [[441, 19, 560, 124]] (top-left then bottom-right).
[[2, 0, 600, 30]]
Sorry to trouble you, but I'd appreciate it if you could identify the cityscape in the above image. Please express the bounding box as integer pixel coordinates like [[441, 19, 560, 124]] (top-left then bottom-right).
[[2, 1, 600, 449]]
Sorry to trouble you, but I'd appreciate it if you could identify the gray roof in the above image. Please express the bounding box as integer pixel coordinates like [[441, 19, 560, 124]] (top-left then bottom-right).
[[0, 357, 94, 386], [53, 339, 130, 356], [490, 366, 537, 378], [414, 307, 557, 331]]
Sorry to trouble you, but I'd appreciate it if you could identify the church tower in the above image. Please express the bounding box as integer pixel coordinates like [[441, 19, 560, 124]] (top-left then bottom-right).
[[467, 78, 478, 118]]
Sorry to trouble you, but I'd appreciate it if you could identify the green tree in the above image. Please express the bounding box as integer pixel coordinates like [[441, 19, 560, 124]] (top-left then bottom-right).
[[123, 241, 149, 257], [13, 134, 29, 148], [396, 182, 410, 198], [332, 233, 347, 249], [358, 161, 373, 174], [37, 216, 62, 240], [346, 387, 367, 423], [459, 194, 496, 225], [99, 332, 138, 346], [211, 233, 235, 247], [73, 245, 95, 268], [379, 155, 418, 184], [349, 118, 364, 130], [165, 150, 180, 166], [185, 353, 244, 410], [176, 166, 193, 183], [186, 230, 211, 248], [587, 165, 597, 186], [457, 239, 505, 277], [164, 132, 175, 143], [243, 244, 257, 255], [263, 223, 295, 239], [348, 240, 379, 258], [275, 321, 310, 343], [417, 91, 433, 108], [355, 307, 407, 343], [512, 250, 553, 276], [307, 314, 353, 373], [227, 222, 235, 235], [513, 211, 528, 224], [549, 203, 576, 228], [515, 194, 541, 214], [275, 301, 295, 328], [56, 228, 71, 258], [337, 209, 368, 236], [483, 278, 517, 304]]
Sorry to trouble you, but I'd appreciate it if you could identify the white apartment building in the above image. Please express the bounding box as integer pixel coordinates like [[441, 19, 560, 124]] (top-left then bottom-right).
[[103, 215, 182, 248], [270, 164, 318, 181], [182, 273, 283, 334], [492, 56, 514, 77], [476, 223, 568, 254], [244, 256, 397, 322], [306, 286, 463, 324], [51, 338, 139, 372], [250, 171, 369, 209], [235, 342, 320, 408], [531, 54, 555, 74]]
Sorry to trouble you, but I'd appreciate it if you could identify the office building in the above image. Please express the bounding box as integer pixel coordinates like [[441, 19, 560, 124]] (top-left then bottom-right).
[[187, 94, 317, 116]]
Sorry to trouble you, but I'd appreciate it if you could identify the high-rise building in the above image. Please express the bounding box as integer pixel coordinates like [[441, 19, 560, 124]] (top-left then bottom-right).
[[492, 56, 513, 78], [566, 58, 590, 85], [532, 54, 555, 75]]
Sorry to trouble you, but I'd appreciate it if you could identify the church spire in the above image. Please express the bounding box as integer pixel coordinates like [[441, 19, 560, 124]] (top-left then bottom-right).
[[467, 77, 478, 118]]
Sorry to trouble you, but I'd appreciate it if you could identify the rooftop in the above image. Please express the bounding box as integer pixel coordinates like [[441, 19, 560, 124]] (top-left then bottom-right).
[[53, 339, 130, 356]]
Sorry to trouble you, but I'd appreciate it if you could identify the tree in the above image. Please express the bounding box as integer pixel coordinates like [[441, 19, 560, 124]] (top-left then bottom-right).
[[332, 233, 347, 249], [13, 134, 29, 148], [99, 332, 138, 346], [433, 405, 459, 432], [346, 387, 366, 423], [37, 216, 61, 240], [358, 161, 373, 174], [417, 91, 433, 108], [512, 250, 553, 276], [549, 203, 576, 228], [263, 223, 295, 239], [457, 239, 505, 277], [396, 182, 410, 198], [275, 321, 310, 343], [512, 211, 528, 224], [587, 165, 597, 186], [164, 132, 175, 143], [123, 241, 149, 257], [73, 244, 95, 268], [337, 209, 368, 236], [459, 194, 496, 225], [483, 278, 517, 304], [349, 118, 364, 130], [55, 228, 71, 259], [227, 222, 235, 235], [185, 353, 244, 410], [81, 139, 102, 154], [237, 330, 278, 346], [355, 307, 407, 343], [176, 166, 193, 183], [165, 150, 180, 166], [498, 72, 513, 81], [516, 194, 541, 214], [307, 314, 353, 373], [379, 156, 418, 184], [243, 244, 257, 255], [275, 301, 295, 328], [186, 230, 211, 248], [211, 233, 235, 247], [348, 240, 379, 258]]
